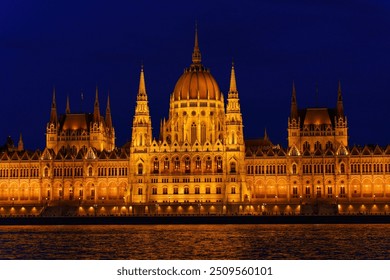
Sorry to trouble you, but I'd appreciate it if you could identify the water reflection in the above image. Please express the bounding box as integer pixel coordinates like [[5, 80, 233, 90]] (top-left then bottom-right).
[[0, 224, 389, 259]]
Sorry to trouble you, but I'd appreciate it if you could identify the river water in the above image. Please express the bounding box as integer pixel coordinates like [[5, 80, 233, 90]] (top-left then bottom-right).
[[0, 224, 389, 259]]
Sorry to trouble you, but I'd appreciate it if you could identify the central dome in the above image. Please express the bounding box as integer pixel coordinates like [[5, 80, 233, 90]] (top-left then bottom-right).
[[172, 27, 222, 102], [173, 64, 221, 101]]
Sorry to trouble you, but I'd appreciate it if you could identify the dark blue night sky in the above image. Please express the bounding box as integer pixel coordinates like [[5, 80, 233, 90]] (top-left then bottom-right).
[[1, 0, 390, 150]]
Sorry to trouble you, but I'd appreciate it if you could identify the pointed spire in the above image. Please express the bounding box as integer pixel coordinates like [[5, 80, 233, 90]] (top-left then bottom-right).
[[264, 128, 269, 141], [229, 61, 237, 93], [105, 93, 112, 129], [66, 95, 71, 114], [192, 23, 202, 64], [50, 87, 58, 124], [137, 65, 147, 100], [337, 80, 344, 117], [290, 81, 298, 120], [94, 86, 100, 122], [18, 133, 24, 151]]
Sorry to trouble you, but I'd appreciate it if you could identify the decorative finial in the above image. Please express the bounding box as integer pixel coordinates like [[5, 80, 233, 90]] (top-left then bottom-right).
[[229, 61, 237, 93], [138, 65, 147, 99], [66, 95, 70, 114]]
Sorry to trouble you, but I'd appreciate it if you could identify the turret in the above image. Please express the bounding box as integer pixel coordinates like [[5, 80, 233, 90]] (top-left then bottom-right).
[[50, 87, 58, 125], [93, 86, 101, 123]]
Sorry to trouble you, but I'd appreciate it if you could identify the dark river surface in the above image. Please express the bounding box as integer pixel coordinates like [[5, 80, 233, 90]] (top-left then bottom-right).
[[0, 224, 388, 259]]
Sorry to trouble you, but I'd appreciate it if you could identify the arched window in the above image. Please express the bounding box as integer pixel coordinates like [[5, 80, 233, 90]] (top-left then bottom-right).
[[44, 167, 49, 178], [206, 157, 212, 170], [164, 157, 169, 170], [195, 157, 201, 170], [314, 141, 322, 150], [201, 123, 206, 144], [174, 157, 180, 170], [191, 123, 197, 144], [216, 157, 223, 173], [230, 162, 236, 173], [185, 157, 191, 173], [303, 141, 310, 151], [88, 166, 93, 176], [137, 163, 143, 175], [326, 141, 333, 149], [340, 163, 345, 174], [292, 164, 297, 174], [153, 158, 159, 174]]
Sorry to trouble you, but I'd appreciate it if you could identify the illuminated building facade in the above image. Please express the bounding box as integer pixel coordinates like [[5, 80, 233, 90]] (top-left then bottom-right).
[[0, 30, 390, 215]]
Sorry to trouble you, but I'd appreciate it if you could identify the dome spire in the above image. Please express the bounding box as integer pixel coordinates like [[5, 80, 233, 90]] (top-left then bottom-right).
[[192, 23, 201, 64]]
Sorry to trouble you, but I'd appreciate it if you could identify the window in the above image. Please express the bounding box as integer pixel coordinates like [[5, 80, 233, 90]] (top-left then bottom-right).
[[184, 187, 189, 194], [216, 157, 223, 173], [153, 158, 159, 174], [138, 163, 143, 175], [191, 123, 197, 144], [231, 187, 236, 194], [206, 157, 212, 170], [185, 157, 191, 173], [340, 163, 345, 174], [303, 142, 310, 151], [292, 164, 297, 174], [138, 188, 143, 195], [206, 187, 210, 194], [163, 188, 168, 195], [173, 187, 179, 195], [163, 157, 169, 171], [195, 157, 201, 170], [152, 188, 157, 195], [216, 187, 221, 194], [195, 187, 200, 194], [316, 186, 321, 197], [201, 123, 206, 144], [327, 186, 332, 197], [340, 186, 346, 197], [305, 186, 310, 198], [230, 162, 236, 173], [174, 157, 180, 171], [293, 186, 298, 198]]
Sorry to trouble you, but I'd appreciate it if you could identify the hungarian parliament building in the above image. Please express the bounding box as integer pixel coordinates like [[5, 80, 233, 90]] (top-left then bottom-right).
[[1, 30, 389, 216]]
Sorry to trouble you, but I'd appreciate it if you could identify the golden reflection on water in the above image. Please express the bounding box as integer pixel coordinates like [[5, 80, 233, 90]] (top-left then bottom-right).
[[0, 224, 389, 259]]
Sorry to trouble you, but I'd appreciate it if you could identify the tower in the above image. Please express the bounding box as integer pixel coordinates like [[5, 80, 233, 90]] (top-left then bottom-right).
[[46, 87, 59, 150], [287, 82, 300, 149], [335, 81, 348, 146]]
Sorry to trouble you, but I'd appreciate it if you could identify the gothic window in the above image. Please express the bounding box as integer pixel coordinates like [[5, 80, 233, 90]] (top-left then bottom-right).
[[191, 123, 197, 144], [184, 187, 189, 194], [164, 157, 169, 170], [138, 163, 143, 175], [153, 158, 159, 174], [303, 142, 310, 151], [216, 187, 222, 194], [206, 157, 212, 170], [231, 187, 236, 194], [138, 188, 143, 195], [201, 123, 206, 144], [326, 141, 333, 149], [316, 186, 321, 197], [328, 186, 333, 197], [293, 186, 298, 198], [340, 163, 345, 174], [216, 156, 223, 173], [173, 187, 178, 195], [88, 167, 93, 176], [185, 157, 191, 173], [305, 186, 311, 198], [44, 167, 49, 178], [152, 188, 157, 195], [195, 187, 200, 194], [163, 188, 168, 195], [195, 157, 201, 170], [174, 157, 180, 171], [292, 164, 297, 174], [314, 141, 322, 150], [230, 162, 236, 173], [206, 187, 211, 194]]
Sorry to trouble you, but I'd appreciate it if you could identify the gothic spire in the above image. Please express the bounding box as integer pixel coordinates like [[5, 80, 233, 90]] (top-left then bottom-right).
[[66, 95, 71, 114], [18, 133, 24, 151], [137, 65, 147, 101], [105, 93, 112, 129], [50, 87, 58, 124], [192, 24, 201, 64], [229, 61, 238, 94], [290, 81, 298, 120], [337, 80, 344, 117], [94, 86, 101, 122]]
